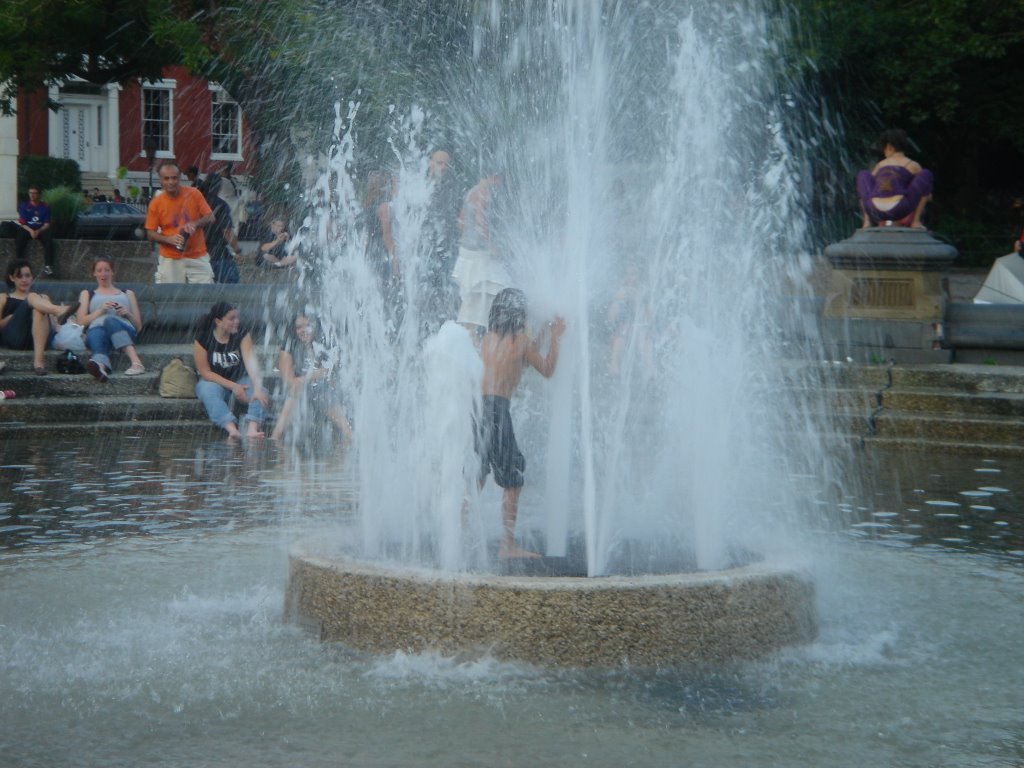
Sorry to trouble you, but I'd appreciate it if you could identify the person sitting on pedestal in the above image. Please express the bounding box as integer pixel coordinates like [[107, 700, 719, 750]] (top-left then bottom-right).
[[15, 187, 56, 276], [856, 129, 933, 229]]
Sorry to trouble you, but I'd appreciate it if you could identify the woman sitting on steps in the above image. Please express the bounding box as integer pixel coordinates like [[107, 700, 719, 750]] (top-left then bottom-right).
[[76, 257, 145, 382]]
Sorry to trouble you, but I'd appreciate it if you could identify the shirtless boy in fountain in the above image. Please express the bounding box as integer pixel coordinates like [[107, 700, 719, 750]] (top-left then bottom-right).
[[476, 288, 566, 558]]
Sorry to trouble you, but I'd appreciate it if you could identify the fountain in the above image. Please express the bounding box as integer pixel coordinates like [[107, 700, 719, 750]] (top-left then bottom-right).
[[4, 6, 1024, 764], [285, 0, 829, 665]]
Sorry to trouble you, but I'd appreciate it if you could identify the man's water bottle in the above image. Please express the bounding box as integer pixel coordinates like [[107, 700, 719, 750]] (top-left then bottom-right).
[[176, 229, 190, 252]]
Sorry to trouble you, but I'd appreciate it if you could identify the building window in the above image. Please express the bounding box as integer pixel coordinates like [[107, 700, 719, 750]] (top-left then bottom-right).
[[210, 88, 243, 160], [142, 85, 174, 157]]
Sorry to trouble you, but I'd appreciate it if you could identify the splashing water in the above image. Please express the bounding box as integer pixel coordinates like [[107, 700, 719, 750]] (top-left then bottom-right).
[[304, 0, 838, 575]]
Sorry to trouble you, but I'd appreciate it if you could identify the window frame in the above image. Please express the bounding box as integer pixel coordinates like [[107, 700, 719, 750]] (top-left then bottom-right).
[[140, 79, 176, 159], [209, 84, 244, 162]]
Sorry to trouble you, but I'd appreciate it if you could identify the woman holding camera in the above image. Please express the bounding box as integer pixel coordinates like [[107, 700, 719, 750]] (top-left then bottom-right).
[[76, 257, 144, 382]]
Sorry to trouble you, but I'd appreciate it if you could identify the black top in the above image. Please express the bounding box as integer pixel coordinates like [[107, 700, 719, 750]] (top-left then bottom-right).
[[2, 295, 25, 319], [195, 327, 248, 382]]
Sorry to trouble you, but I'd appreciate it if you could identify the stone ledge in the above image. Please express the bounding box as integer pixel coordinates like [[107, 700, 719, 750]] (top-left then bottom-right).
[[1, 238, 154, 282], [1, 239, 301, 285]]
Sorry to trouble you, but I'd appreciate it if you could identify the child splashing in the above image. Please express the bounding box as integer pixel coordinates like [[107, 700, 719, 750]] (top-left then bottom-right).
[[476, 288, 566, 558]]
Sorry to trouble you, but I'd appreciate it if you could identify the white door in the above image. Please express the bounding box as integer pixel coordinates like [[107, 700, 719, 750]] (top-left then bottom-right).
[[58, 99, 107, 173]]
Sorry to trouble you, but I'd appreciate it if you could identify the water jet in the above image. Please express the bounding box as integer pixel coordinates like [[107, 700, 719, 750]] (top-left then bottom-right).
[[287, 1, 831, 663]]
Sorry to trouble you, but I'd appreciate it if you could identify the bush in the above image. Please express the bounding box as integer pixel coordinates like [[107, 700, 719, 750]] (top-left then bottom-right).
[[931, 213, 1010, 269], [18, 156, 81, 198], [42, 186, 87, 237]]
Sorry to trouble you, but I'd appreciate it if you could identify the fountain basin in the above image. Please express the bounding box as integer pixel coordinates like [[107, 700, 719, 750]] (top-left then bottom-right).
[[285, 544, 817, 667]]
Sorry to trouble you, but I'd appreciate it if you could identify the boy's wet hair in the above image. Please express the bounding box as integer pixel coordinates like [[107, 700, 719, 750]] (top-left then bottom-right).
[[488, 288, 527, 336]]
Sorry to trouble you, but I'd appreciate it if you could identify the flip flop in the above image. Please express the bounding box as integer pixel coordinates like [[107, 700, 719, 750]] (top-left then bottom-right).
[[34, 366, 47, 376]]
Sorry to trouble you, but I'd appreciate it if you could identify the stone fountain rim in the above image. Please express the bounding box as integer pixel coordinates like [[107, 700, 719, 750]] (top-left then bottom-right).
[[289, 539, 810, 590]]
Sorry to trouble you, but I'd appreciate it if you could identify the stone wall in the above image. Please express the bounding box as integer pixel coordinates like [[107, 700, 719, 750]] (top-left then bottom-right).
[[0, 239, 155, 283], [0, 238, 299, 286]]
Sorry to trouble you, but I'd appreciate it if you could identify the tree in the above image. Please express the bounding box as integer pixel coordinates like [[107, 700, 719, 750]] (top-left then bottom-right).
[[0, 0, 213, 112], [0, 0, 472, 199], [788, 0, 1024, 202]]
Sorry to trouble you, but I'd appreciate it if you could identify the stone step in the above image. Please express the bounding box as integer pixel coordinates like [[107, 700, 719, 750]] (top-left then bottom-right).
[[2, 368, 281, 400], [777, 361, 891, 390], [782, 361, 1024, 395], [821, 388, 879, 412], [862, 435, 1024, 457], [1, 419, 212, 438], [871, 410, 1024, 444], [0, 369, 161, 397], [880, 388, 1024, 418], [0, 240, 299, 285], [0, 395, 208, 424], [0, 345, 281, 378], [830, 410, 873, 439], [888, 364, 1024, 393]]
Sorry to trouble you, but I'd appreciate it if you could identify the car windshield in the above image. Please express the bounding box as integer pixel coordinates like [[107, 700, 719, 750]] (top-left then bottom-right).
[[83, 204, 141, 216]]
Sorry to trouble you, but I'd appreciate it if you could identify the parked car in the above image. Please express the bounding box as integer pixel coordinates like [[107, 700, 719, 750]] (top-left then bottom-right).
[[73, 202, 146, 240]]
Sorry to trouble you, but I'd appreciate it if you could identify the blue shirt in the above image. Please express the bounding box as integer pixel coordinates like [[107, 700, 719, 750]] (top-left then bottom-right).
[[18, 201, 51, 230]]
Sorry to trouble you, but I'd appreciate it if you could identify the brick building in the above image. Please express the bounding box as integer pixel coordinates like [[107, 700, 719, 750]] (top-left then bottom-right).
[[14, 66, 254, 202]]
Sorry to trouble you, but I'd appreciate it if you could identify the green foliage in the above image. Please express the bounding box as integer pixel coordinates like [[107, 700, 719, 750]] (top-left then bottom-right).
[[17, 156, 81, 198], [41, 185, 86, 236], [788, 0, 1024, 139], [0, 0, 213, 113], [5, 0, 1023, 239], [931, 213, 1012, 268], [782, 0, 1024, 239]]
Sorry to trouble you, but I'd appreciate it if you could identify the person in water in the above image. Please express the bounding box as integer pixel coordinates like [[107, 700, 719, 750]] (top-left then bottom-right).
[[856, 129, 933, 229], [476, 288, 566, 559]]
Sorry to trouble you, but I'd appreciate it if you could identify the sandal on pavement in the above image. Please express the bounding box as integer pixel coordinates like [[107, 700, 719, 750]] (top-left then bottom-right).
[[125, 363, 145, 376], [86, 359, 109, 383], [33, 366, 48, 376]]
